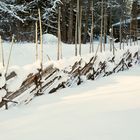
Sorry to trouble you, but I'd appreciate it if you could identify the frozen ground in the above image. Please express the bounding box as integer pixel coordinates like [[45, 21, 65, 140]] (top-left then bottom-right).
[[0, 65, 140, 140], [2, 34, 139, 67], [0, 35, 140, 140]]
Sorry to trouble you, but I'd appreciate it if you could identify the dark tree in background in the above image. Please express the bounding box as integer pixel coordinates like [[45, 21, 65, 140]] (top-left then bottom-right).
[[131, 0, 140, 39], [0, 0, 137, 43]]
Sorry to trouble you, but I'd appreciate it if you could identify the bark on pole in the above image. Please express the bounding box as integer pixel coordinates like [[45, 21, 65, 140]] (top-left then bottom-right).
[[5, 35, 14, 76], [75, 12, 78, 56], [129, 16, 132, 46], [68, 1, 73, 44], [109, 6, 112, 52], [79, 6, 82, 56], [136, 15, 138, 45], [0, 36, 4, 67], [57, 7, 61, 60], [38, 9, 43, 69], [90, 0, 94, 53], [119, 17, 122, 50], [112, 26, 115, 56], [75, 0, 79, 56], [59, 7, 63, 60], [100, 0, 103, 53], [110, 32, 112, 52], [103, 1, 107, 52], [35, 21, 38, 61]]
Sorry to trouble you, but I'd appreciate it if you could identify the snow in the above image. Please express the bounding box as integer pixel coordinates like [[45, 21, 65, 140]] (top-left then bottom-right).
[[0, 72, 5, 88], [0, 89, 6, 102], [0, 34, 140, 140], [112, 16, 140, 27], [12, 62, 42, 90], [1, 34, 139, 68], [0, 34, 139, 94], [0, 65, 140, 140]]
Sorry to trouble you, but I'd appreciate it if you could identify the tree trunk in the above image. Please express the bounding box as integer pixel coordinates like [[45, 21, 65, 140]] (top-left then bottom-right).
[[83, 0, 90, 44], [68, 0, 74, 44], [100, 0, 104, 52], [61, 2, 67, 43]]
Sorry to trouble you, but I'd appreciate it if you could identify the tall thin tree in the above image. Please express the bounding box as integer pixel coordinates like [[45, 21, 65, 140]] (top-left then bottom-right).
[[119, 17, 122, 50], [90, 0, 94, 53], [103, 0, 107, 52], [38, 9, 43, 68], [5, 35, 14, 77], [0, 36, 4, 67], [35, 21, 38, 61], [79, 6, 82, 56], [100, 0, 104, 52], [75, 0, 80, 56], [57, 7, 61, 60]]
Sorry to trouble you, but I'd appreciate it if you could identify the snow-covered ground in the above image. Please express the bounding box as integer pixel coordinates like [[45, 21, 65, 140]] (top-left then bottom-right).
[[0, 34, 140, 140], [0, 65, 140, 140], [2, 34, 138, 67]]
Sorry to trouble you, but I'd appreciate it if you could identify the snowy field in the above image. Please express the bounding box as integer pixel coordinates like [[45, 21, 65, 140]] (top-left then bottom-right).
[[0, 65, 140, 140], [1, 34, 100, 66], [0, 35, 140, 140]]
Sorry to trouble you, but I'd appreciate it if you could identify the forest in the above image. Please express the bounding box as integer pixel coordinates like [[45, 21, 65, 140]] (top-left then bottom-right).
[[0, 0, 139, 44]]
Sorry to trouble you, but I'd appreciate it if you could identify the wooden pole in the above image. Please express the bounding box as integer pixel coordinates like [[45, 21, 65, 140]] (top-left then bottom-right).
[[119, 17, 122, 50], [35, 21, 38, 61], [38, 9, 43, 68], [103, 1, 107, 52], [100, 0, 103, 52], [0, 36, 4, 67], [75, 0, 79, 56], [129, 16, 132, 46], [136, 15, 138, 45], [109, 6, 112, 52], [59, 8, 62, 59], [112, 26, 115, 56], [5, 35, 14, 76], [38, 8, 43, 93], [57, 7, 61, 60], [75, 11, 78, 56], [79, 6, 82, 56], [90, 0, 94, 53]]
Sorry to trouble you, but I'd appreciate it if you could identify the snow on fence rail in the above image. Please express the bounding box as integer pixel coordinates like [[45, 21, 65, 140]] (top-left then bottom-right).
[[0, 50, 140, 109]]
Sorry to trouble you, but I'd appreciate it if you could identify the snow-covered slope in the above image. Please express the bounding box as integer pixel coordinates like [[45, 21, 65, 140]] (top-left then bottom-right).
[[0, 66, 140, 140], [0, 35, 139, 102], [0, 35, 140, 140]]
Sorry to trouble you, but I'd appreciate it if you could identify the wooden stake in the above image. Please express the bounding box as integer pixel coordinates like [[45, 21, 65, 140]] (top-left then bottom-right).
[[57, 7, 61, 60], [119, 17, 122, 50], [112, 26, 115, 56], [38, 9, 43, 68], [130, 16, 132, 46], [75, 0, 79, 56], [35, 21, 38, 61], [75, 11, 78, 56], [47, 54, 51, 61], [90, 0, 94, 53], [109, 6, 112, 52], [5, 35, 14, 76], [0, 36, 4, 67], [100, 0, 103, 52], [38, 8, 43, 93], [79, 6, 82, 56], [103, 1, 107, 52]]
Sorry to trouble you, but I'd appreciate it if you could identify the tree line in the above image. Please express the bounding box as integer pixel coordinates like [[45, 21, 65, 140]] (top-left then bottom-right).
[[0, 0, 138, 43]]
